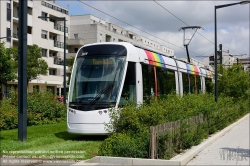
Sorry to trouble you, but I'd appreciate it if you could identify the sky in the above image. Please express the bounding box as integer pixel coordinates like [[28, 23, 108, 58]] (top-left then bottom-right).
[[55, 0, 250, 61]]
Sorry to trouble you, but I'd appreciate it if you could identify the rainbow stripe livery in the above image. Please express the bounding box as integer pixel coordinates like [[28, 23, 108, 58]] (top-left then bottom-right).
[[206, 70, 212, 78], [144, 50, 165, 68], [186, 64, 199, 75]]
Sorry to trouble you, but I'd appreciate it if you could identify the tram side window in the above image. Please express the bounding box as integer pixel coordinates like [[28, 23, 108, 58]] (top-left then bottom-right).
[[142, 64, 155, 100], [189, 75, 201, 94], [196, 76, 202, 94], [205, 77, 213, 93], [182, 73, 190, 94], [182, 73, 202, 94], [119, 62, 136, 105], [157, 67, 176, 96]]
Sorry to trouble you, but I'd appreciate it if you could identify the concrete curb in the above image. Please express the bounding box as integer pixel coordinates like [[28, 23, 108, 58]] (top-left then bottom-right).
[[71, 113, 249, 166]]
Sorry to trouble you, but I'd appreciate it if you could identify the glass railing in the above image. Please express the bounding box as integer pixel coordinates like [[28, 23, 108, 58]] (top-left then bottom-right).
[[54, 41, 63, 48], [54, 58, 68, 66], [13, 12, 18, 18], [54, 24, 68, 33], [54, 41, 68, 49], [13, 33, 18, 38]]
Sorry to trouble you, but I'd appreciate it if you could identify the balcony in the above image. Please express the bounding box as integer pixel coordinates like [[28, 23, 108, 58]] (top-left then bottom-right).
[[54, 24, 68, 33], [54, 41, 66, 49], [13, 33, 18, 39], [54, 58, 65, 66], [66, 39, 84, 46]]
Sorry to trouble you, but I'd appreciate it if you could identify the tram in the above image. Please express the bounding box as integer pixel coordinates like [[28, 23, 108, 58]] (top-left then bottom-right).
[[67, 42, 212, 135]]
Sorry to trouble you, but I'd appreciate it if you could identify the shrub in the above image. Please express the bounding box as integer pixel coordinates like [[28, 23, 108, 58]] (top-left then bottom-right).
[[99, 132, 149, 158], [0, 89, 66, 130], [0, 98, 18, 130], [99, 93, 249, 159]]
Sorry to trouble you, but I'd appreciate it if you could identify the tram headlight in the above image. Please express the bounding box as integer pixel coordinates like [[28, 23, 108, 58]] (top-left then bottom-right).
[[98, 111, 103, 115], [69, 108, 76, 115]]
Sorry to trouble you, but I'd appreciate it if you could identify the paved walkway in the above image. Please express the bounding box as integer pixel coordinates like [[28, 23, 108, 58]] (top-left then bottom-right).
[[187, 114, 250, 165]]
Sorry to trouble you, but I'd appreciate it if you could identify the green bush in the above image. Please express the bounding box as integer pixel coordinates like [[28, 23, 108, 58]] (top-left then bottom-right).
[[0, 98, 18, 130], [218, 64, 250, 100], [99, 132, 149, 158], [99, 93, 249, 159], [0, 89, 66, 130]]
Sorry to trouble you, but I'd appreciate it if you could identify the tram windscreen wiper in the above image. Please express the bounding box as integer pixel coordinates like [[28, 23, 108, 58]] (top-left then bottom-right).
[[88, 82, 114, 106]]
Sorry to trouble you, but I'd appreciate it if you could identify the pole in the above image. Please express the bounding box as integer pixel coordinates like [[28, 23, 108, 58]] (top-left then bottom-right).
[[214, 6, 218, 103], [18, 0, 28, 141], [63, 18, 66, 104], [219, 44, 222, 64], [185, 45, 191, 63]]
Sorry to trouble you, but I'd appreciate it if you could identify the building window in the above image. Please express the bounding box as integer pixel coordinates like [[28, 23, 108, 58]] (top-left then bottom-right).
[[41, 30, 47, 39], [74, 34, 78, 39], [28, 26, 32, 34], [33, 85, 39, 92], [41, 12, 48, 21], [42, 1, 68, 15], [7, 3, 11, 9], [7, 3, 11, 21], [49, 51, 56, 57], [74, 48, 78, 53], [47, 86, 55, 94], [41, 49, 47, 57], [6, 28, 11, 42], [49, 69, 56, 75]]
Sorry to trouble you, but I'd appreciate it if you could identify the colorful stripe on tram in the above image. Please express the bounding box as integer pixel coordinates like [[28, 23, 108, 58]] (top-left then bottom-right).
[[186, 64, 199, 75], [144, 50, 165, 68], [206, 70, 212, 78]]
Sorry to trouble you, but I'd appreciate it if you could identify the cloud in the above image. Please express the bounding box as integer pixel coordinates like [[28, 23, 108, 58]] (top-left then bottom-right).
[[57, 1, 249, 60]]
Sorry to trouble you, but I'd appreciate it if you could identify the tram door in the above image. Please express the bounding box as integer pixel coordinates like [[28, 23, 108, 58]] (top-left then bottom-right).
[[119, 62, 136, 105]]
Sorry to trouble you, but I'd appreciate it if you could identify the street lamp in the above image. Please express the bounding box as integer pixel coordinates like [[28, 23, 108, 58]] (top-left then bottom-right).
[[38, 16, 67, 104], [214, 0, 250, 102]]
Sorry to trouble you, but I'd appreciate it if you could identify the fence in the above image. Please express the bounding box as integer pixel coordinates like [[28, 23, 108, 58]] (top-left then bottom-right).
[[149, 114, 205, 159]]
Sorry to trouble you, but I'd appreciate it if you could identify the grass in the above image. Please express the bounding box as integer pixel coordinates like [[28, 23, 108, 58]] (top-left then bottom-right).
[[0, 122, 106, 160]]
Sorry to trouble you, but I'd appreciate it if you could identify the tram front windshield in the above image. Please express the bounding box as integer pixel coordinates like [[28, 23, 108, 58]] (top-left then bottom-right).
[[69, 45, 127, 111]]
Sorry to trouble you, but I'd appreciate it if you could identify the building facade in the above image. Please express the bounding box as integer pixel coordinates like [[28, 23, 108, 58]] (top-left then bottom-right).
[[234, 55, 250, 72], [67, 15, 175, 59], [202, 51, 235, 67], [1, 2, 176, 98], [0, 0, 70, 97]]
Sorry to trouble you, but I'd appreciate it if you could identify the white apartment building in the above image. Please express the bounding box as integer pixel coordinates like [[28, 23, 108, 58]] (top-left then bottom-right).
[[0, 0, 70, 97], [234, 55, 250, 72], [0, 2, 176, 98], [203, 51, 235, 67], [67, 15, 175, 59]]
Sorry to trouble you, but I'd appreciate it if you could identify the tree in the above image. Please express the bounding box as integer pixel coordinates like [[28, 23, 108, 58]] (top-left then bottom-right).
[[12, 44, 48, 85], [0, 42, 17, 87], [218, 64, 250, 99]]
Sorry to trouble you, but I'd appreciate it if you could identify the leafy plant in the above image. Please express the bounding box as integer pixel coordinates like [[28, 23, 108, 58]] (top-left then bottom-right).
[[0, 88, 66, 130]]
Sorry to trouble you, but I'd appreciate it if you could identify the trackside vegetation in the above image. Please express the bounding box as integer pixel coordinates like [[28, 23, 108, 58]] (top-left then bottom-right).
[[0, 89, 104, 160], [0, 89, 66, 130], [0, 122, 104, 160], [0, 64, 249, 160], [99, 64, 250, 159]]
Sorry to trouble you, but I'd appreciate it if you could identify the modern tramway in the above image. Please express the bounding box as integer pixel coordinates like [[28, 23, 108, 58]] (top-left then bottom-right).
[[67, 42, 213, 135]]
